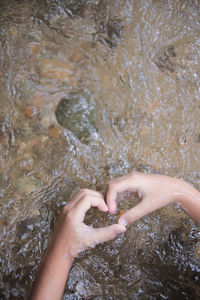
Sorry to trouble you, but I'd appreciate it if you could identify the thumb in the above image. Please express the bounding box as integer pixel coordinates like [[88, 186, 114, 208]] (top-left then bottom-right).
[[118, 200, 153, 226], [93, 224, 126, 244]]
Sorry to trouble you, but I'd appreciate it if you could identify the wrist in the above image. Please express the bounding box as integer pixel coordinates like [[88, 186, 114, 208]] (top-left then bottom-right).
[[172, 179, 200, 204], [46, 236, 75, 268], [171, 178, 200, 222]]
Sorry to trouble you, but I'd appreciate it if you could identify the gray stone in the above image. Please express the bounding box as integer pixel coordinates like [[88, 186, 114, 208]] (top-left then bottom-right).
[[55, 91, 98, 143]]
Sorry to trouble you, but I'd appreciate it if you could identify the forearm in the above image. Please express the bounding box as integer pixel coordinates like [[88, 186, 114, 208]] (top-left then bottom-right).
[[173, 179, 200, 223], [30, 242, 74, 300], [30, 189, 126, 300]]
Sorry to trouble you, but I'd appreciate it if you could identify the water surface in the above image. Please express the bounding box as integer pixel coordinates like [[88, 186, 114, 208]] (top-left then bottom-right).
[[0, 0, 200, 299]]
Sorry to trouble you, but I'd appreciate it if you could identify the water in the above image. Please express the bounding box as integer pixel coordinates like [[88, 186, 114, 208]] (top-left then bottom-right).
[[0, 0, 200, 299]]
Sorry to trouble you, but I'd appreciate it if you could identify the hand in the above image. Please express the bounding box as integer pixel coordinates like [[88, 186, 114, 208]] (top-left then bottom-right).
[[106, 173, 199, 225], [52, 189, 126, 259], [30, 189, 126, 300]]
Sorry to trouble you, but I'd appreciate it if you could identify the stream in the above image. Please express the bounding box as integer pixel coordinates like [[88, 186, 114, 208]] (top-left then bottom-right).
[[0, 0, 200, 299]]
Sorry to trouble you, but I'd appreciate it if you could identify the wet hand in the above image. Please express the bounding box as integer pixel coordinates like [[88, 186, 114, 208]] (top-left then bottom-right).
[[31, 189, 127, 300], [53, 189, 126, 259], [106, 173, 187, 226]]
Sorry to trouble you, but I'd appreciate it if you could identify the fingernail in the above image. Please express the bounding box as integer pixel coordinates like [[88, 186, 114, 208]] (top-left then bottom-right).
[[119, 225, 127, 232], [118, 219, 128, 227], [110, 207, 117, 214], [103, 206, 108, 212], [116, 225, 126, 234]]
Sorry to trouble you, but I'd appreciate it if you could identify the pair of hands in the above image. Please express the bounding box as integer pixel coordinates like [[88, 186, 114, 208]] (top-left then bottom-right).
[[54, 172, 192, 259], [31, 172, 200, 300]]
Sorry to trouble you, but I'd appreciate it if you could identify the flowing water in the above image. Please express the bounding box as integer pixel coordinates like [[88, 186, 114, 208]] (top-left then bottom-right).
[[0, 0, 200, 299]]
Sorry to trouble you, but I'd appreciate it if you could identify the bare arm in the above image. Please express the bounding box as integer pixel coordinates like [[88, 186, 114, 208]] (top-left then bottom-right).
[[106, 173, 200, 225], [30, 189, 126, 300]]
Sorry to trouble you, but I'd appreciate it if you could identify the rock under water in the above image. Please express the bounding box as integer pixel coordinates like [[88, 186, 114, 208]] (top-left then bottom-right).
[[55, 91, 98, 143]]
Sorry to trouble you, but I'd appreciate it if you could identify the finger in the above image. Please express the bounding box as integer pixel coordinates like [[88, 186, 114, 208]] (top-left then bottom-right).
[[118, 198, 154, 225], [73, 195, 108, 223], [91, 224, 126, 245], [106, 174, 139, 214], [65, 189, 104, 211]]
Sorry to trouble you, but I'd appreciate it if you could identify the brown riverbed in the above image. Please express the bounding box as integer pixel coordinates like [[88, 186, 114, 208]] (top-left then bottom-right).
[[0, 0, 200, 299]]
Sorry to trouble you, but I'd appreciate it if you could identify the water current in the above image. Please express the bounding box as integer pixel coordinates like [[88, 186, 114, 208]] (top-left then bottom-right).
[[0, 0, 200, 299]]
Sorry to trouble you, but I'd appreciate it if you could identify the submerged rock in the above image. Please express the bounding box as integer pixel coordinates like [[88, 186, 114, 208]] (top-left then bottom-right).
[[55, 92, 98, 143], [38, 58, 75, 82], [93, 1, 124, 48], [18, 176, 42, 194], [23, 105, 37, 118], [48, 125, 63, 139], [155, 45, 177, 73], [17, 153, 34, 172], [97, 17, 124, 48], [20, 80, 36, 97]]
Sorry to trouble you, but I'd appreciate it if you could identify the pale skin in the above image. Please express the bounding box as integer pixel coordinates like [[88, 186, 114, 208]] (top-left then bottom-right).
[[31, 173, 200, 300], [30, 189, 126, 300], [106, 173, 200, 224]]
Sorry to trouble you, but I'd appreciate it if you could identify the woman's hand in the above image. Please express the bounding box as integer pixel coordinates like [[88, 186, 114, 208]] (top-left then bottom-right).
[[106, 173, 200, 225], [54, 188, 126, 259], [31, 189, 126, 300]]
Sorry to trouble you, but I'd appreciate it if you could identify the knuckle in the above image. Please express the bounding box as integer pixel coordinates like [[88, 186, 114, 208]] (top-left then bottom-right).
[[66, 209, 74, 222], [62, 205, 69, 215], [81, 194, 90, 202], [96, 191, 103, 197], [80, 188, 90, 196]]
